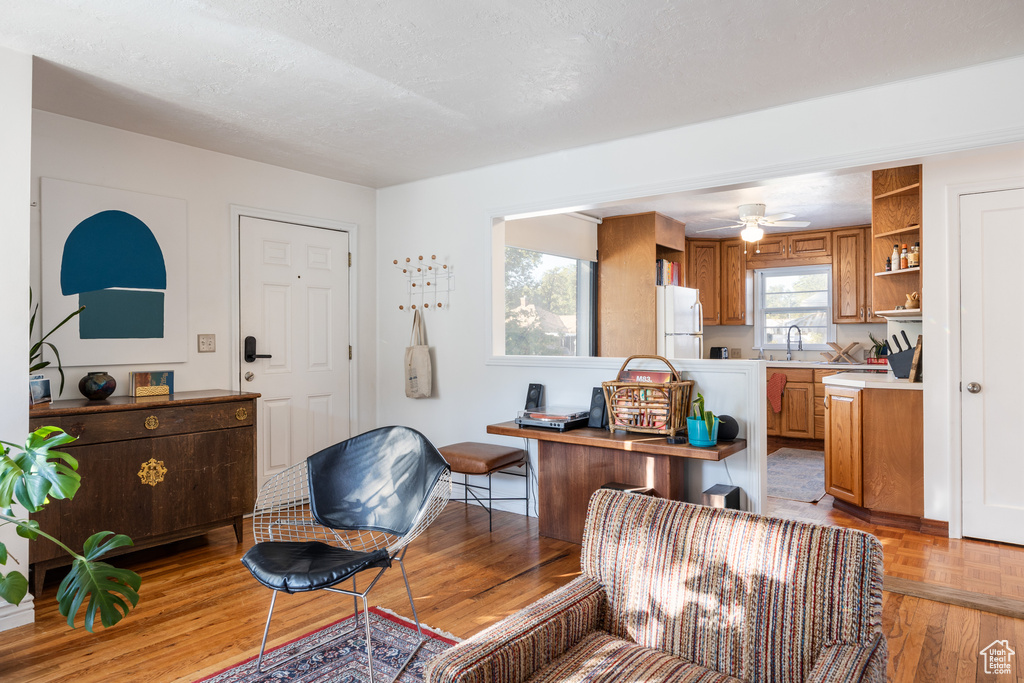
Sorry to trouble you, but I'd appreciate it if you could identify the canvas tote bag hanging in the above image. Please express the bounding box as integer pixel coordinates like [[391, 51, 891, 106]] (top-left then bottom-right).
[[404, 309, 432, 398]]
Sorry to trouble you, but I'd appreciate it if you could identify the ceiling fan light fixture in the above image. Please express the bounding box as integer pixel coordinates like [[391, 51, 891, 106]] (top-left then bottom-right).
[[740, 225, 764, 242]]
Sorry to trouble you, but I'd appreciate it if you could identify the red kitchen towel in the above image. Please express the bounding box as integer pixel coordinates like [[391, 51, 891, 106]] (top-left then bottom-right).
[[767, 373, 787, 413]]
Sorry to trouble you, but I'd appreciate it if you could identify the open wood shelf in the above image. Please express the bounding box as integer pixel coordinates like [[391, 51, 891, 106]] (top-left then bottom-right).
[[874, 224, 921, 239], [874, 266, 921, 277], [875, 309, 922, 320], [873, 183, 921, 201]]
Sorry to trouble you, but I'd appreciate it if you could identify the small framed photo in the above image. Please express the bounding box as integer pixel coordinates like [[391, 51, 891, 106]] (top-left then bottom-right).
[[30, 375, 52, 406]]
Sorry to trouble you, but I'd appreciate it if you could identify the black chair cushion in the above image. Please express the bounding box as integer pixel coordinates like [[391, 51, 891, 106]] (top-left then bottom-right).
[[242, 542, 391, 593]]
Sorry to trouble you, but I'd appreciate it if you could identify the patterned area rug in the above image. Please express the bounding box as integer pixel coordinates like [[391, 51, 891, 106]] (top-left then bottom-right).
[[197, 607, 458, 683], [768, 448, 826, 503]]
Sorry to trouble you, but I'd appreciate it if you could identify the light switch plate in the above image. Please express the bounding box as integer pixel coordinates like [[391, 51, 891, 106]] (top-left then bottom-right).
[[198, 334, 216, 353], [729, 348, 741, 359]]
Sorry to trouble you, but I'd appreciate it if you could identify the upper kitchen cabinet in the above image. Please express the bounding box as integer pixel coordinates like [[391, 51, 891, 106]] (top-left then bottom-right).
[[686, 239, 720, 326], [597, 212, 686, 357], [870, 165, 922, 316], [720, 238, 749, 326], [745, 230, 832, 268], [832, 226, 871, 324]]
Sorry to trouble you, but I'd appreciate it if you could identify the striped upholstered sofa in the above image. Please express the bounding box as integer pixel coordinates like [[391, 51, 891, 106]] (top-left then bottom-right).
[[426, 488, 886, 683]]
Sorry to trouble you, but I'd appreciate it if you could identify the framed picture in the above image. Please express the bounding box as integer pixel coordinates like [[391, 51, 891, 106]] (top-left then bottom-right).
[[41, 178, 188, 366], [30, 375, 52, 406]]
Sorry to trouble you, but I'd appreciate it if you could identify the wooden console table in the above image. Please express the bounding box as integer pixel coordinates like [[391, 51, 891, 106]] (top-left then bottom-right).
[[28, 389, 259, 596], [487, 422, 746, 543]]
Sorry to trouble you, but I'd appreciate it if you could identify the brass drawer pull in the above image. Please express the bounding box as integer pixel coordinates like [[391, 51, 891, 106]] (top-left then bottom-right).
[[138, 458, 168, 487], [144, 415, 159, 430], [235, 407, 248, 421]]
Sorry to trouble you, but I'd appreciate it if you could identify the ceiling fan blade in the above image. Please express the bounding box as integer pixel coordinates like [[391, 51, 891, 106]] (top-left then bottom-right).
[[695, 225, 741, 233], [762, 212, 795, 222], [766, 220, 811, 228], [707, 217, 746, 223]]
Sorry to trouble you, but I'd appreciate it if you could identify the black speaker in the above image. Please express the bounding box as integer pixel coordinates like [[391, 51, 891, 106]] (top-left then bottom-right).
[[587, 387, 608, 429], [717, 414, 739, 441], [525, 383, 544, 410]]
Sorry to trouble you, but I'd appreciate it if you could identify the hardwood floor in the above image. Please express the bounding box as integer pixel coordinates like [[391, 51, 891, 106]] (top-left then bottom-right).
[[2, 497, 1022, 682]]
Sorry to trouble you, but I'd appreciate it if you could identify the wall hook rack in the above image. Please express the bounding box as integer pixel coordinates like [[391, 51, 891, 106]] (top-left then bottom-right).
[[393, 254, 454, 311]]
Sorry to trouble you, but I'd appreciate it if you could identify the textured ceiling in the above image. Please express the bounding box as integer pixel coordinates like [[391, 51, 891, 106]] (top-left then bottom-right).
[[4, 1, 1024, 187], [583, 170, 873, 237]]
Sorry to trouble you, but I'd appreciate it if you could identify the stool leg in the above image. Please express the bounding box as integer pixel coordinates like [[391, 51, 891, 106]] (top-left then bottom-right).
[[487, 472, 493, 532], [525, 458, 531, 518]]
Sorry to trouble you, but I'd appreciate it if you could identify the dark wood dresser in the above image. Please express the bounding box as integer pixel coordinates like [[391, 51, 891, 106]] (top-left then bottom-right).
[[28, 390, 259, 595]]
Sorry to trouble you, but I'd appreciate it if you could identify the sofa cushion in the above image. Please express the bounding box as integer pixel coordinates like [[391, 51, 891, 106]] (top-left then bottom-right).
[[526, 631, 742, 683]]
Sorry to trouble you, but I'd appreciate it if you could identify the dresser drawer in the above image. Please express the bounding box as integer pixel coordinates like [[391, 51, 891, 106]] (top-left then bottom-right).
[[31, 400, 254, 446]]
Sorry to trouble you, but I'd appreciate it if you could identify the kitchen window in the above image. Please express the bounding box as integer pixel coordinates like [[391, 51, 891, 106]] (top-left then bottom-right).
[[753, 265, 835, 350]]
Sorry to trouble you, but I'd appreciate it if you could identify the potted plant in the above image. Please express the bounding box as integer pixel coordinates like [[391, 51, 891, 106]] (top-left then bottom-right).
[[687, 392, 719, 447], [29, 288, 84, 396], [0, 426, 141, 631]]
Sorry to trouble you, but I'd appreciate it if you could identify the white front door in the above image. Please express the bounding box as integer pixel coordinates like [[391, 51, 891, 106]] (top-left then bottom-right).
[[961, 188, 1024, 544], [239, 216, 351, 489]]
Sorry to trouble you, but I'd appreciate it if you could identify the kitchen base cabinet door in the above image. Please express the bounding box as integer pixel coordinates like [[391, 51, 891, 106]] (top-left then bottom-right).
[[779, 383, 815, 439], [825, 386, 862, 505]]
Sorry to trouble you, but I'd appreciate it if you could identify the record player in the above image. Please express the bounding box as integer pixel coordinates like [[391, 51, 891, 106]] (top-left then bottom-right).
[[515, 405, 590, 432]]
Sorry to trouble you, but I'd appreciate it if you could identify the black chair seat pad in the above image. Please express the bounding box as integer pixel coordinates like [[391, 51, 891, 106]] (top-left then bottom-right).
[[242, 541, 391, 593]]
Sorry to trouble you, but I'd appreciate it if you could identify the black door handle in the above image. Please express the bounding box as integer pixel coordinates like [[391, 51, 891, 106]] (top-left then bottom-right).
[[244, 336, 272, 363]]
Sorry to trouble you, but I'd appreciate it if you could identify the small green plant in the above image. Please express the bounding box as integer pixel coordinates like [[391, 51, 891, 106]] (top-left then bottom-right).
[[0, 427, 141, 631], [691, 392, 717, 436], [30, 288, 85, 396], [868, 332, 887, 359]]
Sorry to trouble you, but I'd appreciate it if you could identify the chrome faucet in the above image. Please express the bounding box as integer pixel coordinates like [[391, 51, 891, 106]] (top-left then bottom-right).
[[786, 325, 803, 361]]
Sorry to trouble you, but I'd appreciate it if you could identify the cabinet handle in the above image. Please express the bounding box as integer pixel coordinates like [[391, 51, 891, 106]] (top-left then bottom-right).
[[235, 407, 248, 421], [144, 415, 159, 430], [824, 395, 830, 409], [137, 458, 168, 487], [860, 306, 864, 318]]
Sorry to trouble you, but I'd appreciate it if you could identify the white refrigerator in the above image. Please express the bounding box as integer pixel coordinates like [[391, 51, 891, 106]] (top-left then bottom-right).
[[656, 285, 703, 360]]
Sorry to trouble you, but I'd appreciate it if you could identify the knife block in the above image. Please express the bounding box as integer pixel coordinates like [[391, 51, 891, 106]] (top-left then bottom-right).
[[888, 348, 915, 379]]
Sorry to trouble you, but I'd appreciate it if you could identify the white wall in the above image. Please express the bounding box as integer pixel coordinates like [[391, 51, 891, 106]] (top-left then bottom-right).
[[921, 144, 1024, 531], [30, 112, 379, 432], [377, 55, 1024, 524], [0, 45, 35, 630]]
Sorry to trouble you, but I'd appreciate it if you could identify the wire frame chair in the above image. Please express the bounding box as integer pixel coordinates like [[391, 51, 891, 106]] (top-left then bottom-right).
[[243, 426, 452, 682]]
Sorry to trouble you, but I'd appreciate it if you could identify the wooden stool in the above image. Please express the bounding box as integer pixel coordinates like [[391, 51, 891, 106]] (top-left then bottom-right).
[[439, 442, 530, 532]]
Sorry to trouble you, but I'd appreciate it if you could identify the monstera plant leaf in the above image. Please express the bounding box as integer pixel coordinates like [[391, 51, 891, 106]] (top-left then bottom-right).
[[0, 426, 80, 513], [57, 532, 141, 632]]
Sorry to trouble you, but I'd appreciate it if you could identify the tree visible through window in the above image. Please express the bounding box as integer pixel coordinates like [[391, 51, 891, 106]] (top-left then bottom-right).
[[755, 265, 834, 349], [504, 246, 582, 356]]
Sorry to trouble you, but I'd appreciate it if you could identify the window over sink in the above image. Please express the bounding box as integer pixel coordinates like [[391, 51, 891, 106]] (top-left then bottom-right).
[[753, 265, 836, 351]]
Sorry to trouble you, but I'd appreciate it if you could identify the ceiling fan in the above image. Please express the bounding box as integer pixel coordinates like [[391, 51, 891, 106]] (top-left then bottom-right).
[[697, 203, 810, 243]]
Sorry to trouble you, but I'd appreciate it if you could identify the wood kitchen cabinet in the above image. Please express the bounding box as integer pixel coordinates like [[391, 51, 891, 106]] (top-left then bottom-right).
[[824, 385, 862, 505], [745, 230, 832, 268], [824, 383, 926, 527], [720, 238, 748, 326], [597, 212, 686, 356], [765, 368, 814, 438], [686, 239, 720, 326], [832, 227, 870, 323], [28, 390, 258, 595]]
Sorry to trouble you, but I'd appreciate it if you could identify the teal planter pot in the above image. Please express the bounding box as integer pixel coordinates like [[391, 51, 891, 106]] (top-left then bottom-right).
[[686, 416, 719, 447]]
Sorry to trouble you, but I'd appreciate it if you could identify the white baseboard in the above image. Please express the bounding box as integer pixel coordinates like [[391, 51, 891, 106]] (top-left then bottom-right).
[[0, 595, 35, 631]]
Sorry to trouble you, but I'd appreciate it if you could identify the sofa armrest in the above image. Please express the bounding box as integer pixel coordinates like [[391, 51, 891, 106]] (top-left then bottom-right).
[[807, 632, 887, 683], [425, 575, 606, 683]]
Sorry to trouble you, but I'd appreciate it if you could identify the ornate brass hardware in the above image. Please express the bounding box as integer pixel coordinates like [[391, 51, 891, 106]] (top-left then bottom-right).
[[138, 458, 168, 486], [144, 415, 159, 430], [235, 407, 248, 421]]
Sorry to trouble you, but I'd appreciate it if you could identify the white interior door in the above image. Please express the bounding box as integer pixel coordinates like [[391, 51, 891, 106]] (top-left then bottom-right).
[[239, 216, 351, 489], [961, 188, 1024, 544]]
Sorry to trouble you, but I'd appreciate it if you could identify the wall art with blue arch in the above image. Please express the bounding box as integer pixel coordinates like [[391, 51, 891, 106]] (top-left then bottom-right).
[[61, 210, 168, 339]]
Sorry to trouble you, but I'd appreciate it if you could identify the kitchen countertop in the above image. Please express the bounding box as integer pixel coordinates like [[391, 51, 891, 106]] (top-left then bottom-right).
[[822, 371, 923, 391]]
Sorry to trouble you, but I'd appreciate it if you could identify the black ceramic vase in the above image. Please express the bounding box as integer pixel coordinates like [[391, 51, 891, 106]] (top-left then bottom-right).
[[79, 371, 116, 400]]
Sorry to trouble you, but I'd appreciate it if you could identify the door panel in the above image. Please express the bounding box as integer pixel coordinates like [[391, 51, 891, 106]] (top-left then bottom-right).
[[686, 240, 720, 325], [961, 188, 1024, 544], [240, 216, 351, 489], [780, 383, 814, 439], [832, 228, 865, 323], [825, 386, 862, 505], [720, 239, 747, 325]]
